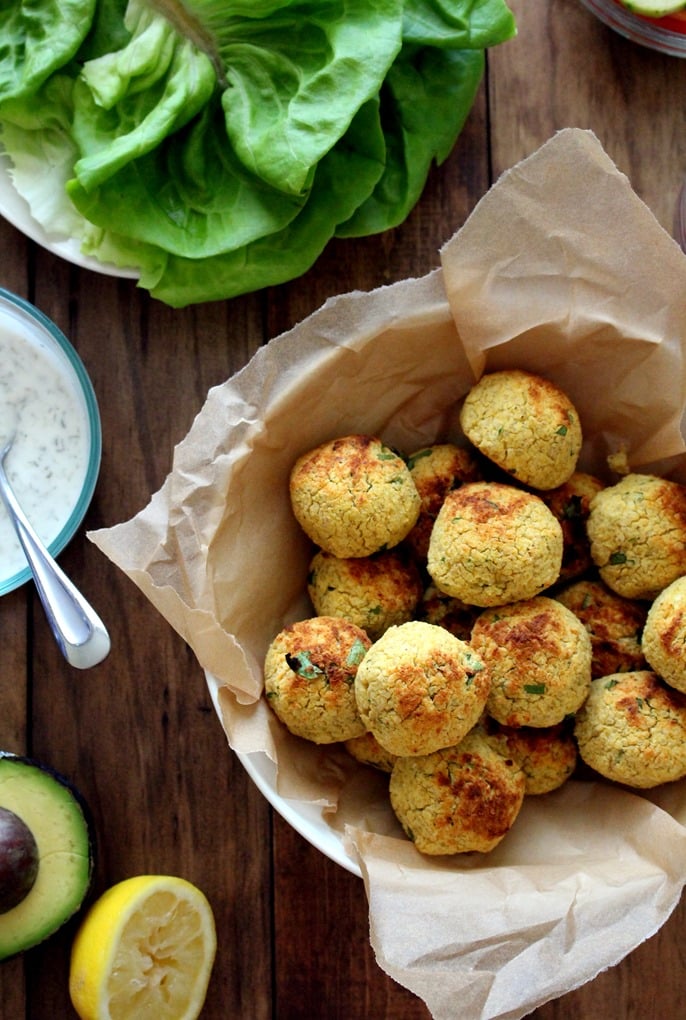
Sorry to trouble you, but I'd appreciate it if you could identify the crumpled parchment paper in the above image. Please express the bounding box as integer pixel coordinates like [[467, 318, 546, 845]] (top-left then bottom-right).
[[90, 128, 686, 1020]]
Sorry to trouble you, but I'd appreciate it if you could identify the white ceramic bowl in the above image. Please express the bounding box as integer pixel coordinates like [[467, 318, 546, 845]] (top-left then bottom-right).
[[0, 289, 102, 594]]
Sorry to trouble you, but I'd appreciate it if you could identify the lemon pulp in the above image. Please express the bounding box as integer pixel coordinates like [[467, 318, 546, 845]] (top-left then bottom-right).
[[69, 875, 216, 1020]]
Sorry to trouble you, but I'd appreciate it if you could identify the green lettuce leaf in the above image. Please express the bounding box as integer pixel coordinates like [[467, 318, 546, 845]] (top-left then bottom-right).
[[337, 45, 484, 238], [77, 0, 131, 61], [70, 0, 216, 191], [0, 75, 86, 237], [212, 0, 404, 195], [67, 97, 308, 258], [402, 0, 516, 48], [0, 0, 97, 105], [144, 97, 388, 306]]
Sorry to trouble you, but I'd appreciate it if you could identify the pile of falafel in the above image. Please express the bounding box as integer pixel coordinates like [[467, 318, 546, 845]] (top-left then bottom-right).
[[263, 369, 686, 857]]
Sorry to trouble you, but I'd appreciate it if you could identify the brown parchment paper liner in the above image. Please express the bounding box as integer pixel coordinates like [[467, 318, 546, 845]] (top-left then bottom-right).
[[90, 128, 686, 1020]]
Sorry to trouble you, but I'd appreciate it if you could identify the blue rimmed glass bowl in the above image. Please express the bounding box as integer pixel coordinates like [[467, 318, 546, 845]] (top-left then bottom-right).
[[0, 288, 102, 595]]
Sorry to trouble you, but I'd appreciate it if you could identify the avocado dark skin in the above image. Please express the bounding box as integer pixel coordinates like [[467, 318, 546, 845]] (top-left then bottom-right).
[[0, 806, 39, 913]]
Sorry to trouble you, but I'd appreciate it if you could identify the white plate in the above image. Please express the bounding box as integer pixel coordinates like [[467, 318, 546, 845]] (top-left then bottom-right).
[[0, 152, 138, 279]]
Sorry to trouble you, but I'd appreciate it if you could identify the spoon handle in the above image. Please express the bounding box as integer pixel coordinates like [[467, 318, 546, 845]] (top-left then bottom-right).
[[0, 460, 110, 669]]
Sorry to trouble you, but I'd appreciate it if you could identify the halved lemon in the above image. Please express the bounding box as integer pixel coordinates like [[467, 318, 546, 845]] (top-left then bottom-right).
[[619, 0, 686, 16], [69, 875, 217, 1020]]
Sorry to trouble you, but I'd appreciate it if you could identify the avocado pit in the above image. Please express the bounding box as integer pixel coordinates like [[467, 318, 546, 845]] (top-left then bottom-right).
[[0, 806, 39, 914]]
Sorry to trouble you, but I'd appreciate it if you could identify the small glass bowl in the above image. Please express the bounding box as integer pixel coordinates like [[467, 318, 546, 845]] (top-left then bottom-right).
[[579, 0, 686, 56], [0, 289, 102, 595]]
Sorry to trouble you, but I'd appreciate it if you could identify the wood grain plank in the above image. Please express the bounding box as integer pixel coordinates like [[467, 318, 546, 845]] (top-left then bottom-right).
[[489, 0, 686, 233], [0, 217, 32, 1020], [24, 253, 274, 1018], [273, 814, 431, 1019]]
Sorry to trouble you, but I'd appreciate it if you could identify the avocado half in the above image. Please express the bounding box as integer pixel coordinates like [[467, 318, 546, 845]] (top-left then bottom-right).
[[0, 751, 94, 960]]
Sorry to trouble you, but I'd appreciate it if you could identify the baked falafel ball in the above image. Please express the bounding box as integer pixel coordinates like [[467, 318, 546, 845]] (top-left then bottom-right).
[[354, 620, 490, 757], [574, 670, 686, 788], [404, 443, 482, 560], [555, 578, 647, 679], [307, 548, 422, 641], [427, 482, 564, 607], [642, 576, 686, 694], [289, 434, 421, 558], [478, 717, 578, 795], [264, 616, 370, 743], [459, 369, 582, 490], [389, 729, 526, 855], [344, 731, 398, 773], [586, 473, 686, 600], [417, 583, 480, 641], [470, 596, 592, 727], [541, 472, 605, 582]]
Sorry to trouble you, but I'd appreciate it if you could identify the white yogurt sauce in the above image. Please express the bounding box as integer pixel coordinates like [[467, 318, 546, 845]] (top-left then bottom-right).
[[0, 305, 91, 582]]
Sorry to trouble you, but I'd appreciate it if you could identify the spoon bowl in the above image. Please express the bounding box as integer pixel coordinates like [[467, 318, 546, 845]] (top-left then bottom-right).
[[0, 435, 110, 669]]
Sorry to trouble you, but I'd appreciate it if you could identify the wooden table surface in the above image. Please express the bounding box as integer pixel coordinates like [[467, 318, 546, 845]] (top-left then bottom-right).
[[4, 1, 686, 1017]]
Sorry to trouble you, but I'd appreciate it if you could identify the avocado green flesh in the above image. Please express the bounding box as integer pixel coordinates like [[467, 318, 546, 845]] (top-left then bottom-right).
[[0, 756, 93, 960]]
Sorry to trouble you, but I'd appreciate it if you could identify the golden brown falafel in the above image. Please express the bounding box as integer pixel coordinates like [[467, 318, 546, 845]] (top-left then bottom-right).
[[555, 578, 647, 679], [344, 731, 398, 773], [289, 434, 421, 558], [586, 473, 686, 600], [541, 472, 605, 582], [354, 620, 490, 757], [307, 548, 422, 640], [417, 583, 481, 641], [427, 481, 564, 607], [459, 369, 582, 490], [642, 576, 686, 694], [389, 729, 526, 855], [404, 443, 483, 560], [574, 670, 686, 788], [471, 596, 592, 728], [264, 616, 370, 743], [478, 717, 578, 795]]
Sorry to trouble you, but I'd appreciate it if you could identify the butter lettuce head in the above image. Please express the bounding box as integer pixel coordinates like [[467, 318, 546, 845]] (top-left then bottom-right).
[[0, 0, 516, 307]]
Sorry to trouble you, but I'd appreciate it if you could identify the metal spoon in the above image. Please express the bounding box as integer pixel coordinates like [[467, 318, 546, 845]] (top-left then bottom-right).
[[0, 434, 110, 669]]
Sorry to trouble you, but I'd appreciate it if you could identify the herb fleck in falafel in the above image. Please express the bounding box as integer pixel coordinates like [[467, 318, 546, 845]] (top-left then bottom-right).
[[289, 434, 421, 558]]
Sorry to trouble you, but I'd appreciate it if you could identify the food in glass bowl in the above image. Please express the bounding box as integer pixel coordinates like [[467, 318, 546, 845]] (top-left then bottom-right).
[[580, 0, 686, 54]]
